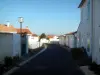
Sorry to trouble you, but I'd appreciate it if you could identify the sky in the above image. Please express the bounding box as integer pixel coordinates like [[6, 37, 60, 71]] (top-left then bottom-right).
[[0, 0, 81, 35]]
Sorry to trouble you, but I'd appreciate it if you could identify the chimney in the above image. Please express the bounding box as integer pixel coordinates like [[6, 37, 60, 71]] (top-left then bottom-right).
[[7, 21, 10, 27], [26, 26, 28, 29]]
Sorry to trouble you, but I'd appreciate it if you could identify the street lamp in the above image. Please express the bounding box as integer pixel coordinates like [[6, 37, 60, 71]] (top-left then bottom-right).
[[18, 17, 24, 56], [18, 17, 24, 35]]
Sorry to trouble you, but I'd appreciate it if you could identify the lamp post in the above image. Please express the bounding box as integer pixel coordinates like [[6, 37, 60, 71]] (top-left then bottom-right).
[[18, 17, 24, 56]]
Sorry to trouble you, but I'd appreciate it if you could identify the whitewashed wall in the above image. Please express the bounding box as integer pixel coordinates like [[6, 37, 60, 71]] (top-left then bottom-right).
[[13, 34, 21, 57], [40, 38, 49, 46], [65, 36, 69, 46], [77, 0, 100, 64], [92, 0, 100, 64], [0, 33, 22, 61], [49, 36, 59, 44], [59, 37, 63, 45], [0, 33, 13, 61], [59, 36, 65, 45], [77, 0, 92, 57], [28, 35, 40, 49], [65, 34, 77, 48], [69, 35, 74, 48]]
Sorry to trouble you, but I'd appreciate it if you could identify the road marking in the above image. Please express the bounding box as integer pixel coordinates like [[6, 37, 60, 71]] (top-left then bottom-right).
[[19, 47, 47, 66], [3, 47, 47, 75]]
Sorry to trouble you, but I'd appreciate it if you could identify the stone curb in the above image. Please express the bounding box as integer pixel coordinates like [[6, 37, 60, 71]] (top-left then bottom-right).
[[3, 47, 47, 75], [80, 66, 96, 75]]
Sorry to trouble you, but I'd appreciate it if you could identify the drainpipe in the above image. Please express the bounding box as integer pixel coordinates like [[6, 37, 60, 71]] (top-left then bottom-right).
[[91, 0, 94, 62]]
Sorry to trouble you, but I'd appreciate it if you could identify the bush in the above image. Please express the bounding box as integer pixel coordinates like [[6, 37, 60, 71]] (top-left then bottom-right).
[[13, 56, 19, 61], [89, 62, 99, 71], [12, 56, 20, 65], [0, 64, 4, 75], [4, 56, 13, 67]]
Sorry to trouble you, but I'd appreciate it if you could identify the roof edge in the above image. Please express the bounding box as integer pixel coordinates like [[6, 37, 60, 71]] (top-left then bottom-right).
[[78, 0, 86, 8], [0, 31, 17, 34], [65, 31, 77, 35]]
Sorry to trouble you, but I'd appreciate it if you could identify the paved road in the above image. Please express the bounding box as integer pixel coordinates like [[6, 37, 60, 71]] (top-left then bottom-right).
[[10, 44, 84, 75]]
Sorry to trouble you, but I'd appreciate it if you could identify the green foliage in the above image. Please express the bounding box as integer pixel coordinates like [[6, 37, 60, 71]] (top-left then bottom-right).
[[4, 56, 13, 67], [39, 33, 46, 42], [13, 56, 19, 62], [4, 56, 20, 67], [46, 37, 49, 40]]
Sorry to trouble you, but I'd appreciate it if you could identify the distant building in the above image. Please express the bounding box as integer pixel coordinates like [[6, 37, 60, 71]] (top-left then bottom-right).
[[59, 31, 77, 48], [29, 34, 39, 49], [47, 35, 59, 44], [65, 31, 77, 48]]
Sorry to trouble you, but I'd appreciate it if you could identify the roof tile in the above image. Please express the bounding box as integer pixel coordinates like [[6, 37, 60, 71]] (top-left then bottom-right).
[[16, 28, 32, 34], [0, 24, 16, 33]]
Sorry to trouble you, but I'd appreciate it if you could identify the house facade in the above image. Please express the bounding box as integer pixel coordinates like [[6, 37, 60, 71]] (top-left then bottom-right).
[[40, 38, 49, 46], [28, 34, 39, 49], [16, 27, 39, 50], [65, 31, 77, 48], [77, 0, 100, 64], [47, 35, 59, 44], [59, 35, 66, 45], [0, 24, 21, 61]]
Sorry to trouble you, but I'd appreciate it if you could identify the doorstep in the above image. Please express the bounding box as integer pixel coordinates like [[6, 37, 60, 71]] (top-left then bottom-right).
[[80, 66, 96, 75]]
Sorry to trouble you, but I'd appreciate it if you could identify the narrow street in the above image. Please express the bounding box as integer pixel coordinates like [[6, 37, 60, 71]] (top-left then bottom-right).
[[10, 44, 84, 75]]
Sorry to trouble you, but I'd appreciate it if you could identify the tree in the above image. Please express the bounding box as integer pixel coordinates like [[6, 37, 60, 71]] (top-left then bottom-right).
[[38, 33, 46, 47], [46, 37, 50, 43], [46, 37, 49, 40]]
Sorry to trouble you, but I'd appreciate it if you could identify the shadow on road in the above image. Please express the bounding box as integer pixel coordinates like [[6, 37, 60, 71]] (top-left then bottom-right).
[[10, 44, 85, 75]]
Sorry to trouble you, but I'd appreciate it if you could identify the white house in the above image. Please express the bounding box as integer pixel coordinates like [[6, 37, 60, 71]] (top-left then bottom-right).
[[28, 34, 39, 49], [77, 0, 100, 65], [40, 38, 49, 46], [16, 27, 39, 50], [47, 35, 59, 44], [59, 35, 66, 46], [0, 24, 21, 61], [65, 31, 77, 48]]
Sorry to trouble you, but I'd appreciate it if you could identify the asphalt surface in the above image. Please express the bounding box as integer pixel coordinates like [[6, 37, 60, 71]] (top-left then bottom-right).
[[10, 44, 85, 75]]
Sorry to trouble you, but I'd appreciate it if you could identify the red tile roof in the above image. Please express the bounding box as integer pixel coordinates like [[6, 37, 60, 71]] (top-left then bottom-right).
[[0, 24, 16, 33], [32, 34, 38, 37], [47, 35, 55, 38], [78, 0, 86, 8], [0, 24, 37, 36], [16, 28, 32, 34]]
